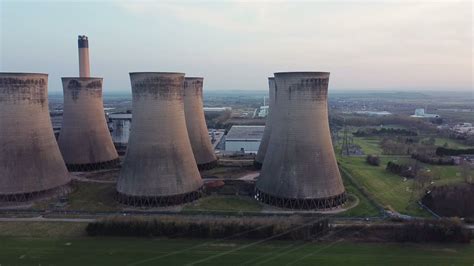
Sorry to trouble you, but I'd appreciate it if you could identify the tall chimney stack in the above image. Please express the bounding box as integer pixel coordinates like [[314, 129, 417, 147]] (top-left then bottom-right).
[[78, 35, 90, 77]]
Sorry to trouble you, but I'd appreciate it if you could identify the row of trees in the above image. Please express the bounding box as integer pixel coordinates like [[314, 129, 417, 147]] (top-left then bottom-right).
[[436, 147, 474, 156], [330, 114, 438, 133], [422, 184, 474, 218], [411, 153, 455, 165], [86, 216, 330, 240], [353, 128, 417, 137]]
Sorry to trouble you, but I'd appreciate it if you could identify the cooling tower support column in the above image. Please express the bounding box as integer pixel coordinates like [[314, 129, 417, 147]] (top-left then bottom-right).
[[116, 72, 203, 207], [255, 72, 346, 210], [0, 73, 71, 201], [254, 77, 275, 169], [184, 77, 218, 170], [58, 78, 119, 171]]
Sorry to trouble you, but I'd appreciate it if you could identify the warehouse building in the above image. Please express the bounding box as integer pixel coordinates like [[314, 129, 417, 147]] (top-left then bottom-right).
[[225, 125, 264, 153], [108, 113, 132, 154]]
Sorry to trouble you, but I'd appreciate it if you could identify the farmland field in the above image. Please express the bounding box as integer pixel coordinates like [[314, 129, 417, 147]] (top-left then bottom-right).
[[0, 235, 473, 266]]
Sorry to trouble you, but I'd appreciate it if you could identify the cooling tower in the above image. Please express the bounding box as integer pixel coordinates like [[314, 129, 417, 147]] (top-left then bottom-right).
[[116, 72, 203, 206], [183, 77, 218, 170], [255, 72, 346, 210], [58, 77, 119, 171], [0, 73, 71, 201], [254, 77, 275, 169]]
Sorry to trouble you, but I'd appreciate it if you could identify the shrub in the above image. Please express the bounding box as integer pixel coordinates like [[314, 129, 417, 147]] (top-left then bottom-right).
[[366, 155, 380, 166], [386, 161, 416, 178]]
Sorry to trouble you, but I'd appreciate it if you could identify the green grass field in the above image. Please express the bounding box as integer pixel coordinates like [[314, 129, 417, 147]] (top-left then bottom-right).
[[183, 195, 263, 212], [433, 137, 474, 149], [338, 156, 429, 216], [337, 174, 381, 217], [33, 182, 120, 212], [352, 137, 383, 155], [337, 133, 473, 217], [0, 236, 472, 265]]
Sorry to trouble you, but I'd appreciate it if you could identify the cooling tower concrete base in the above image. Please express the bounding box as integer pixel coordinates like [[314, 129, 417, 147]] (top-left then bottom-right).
[[65, 158, 120, 172], [255, 189, 347, 210], [196, 160, 219, 171], [116, 72, 203, 207], [255, 72, 346, 210], [0, 185, 72, 202], [0, 73, 71, 202], [58, 77, 119, 172], [116, 190, 202, 207]]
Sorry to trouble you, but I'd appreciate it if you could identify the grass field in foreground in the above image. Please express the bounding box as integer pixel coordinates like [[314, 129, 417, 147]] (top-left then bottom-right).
[[0, 236, 472, 266], [337, 173, 381, 217]]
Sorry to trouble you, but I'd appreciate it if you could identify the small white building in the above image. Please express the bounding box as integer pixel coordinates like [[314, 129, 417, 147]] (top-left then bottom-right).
[[258, 106, 269, 118], [225, 125, 265, 153], [410, 108, 440, 118]]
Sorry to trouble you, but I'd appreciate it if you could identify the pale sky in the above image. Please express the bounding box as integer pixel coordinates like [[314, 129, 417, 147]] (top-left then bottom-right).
[[0, 0, 472, 92]]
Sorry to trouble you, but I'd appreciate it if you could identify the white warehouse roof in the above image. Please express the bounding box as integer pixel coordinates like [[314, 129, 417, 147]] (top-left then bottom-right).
[[226, 125, 265, 141]]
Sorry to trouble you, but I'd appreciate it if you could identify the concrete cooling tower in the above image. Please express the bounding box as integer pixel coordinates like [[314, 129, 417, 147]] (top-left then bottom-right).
[[58, 77, 119, 171], [58, 35, 119, 171], [254, 77, 275, 169], [183, 77, 218, 170], [255, 72, 346, 210], [0, 73, 71, 201], [116, 72, 203, 206]]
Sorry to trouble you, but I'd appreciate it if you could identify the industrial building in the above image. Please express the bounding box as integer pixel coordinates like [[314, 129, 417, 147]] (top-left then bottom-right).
[[58, 36, 119, 171], [0, 73, 71, 201], [257, 105, 269, 118], [203, 107, 232, 113], [254, 77, 275, 168], [116, 72, 203, 206], [108, 112, 221, 154], [256, 72, 346, 210], [183, 77, 218, 170], [411, 108, 440, 118], [225, 125, 265, 154], [108, 113, 132, 154]]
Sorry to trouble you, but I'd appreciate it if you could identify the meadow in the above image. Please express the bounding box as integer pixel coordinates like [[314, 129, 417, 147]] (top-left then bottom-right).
[[0, 233, 472, 266]]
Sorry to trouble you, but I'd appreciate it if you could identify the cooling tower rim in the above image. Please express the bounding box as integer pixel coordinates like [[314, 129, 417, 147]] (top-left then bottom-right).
[[61, 77, 103, 80], [184, 77, 204, 80], [268, 77, 274, 80], [129, 72, 185, 76], [0, 72, 48, 76], [274, 71, 330, 77]]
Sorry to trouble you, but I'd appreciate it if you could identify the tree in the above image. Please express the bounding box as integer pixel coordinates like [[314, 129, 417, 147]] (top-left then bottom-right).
[[460, 160, 473, 184]]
